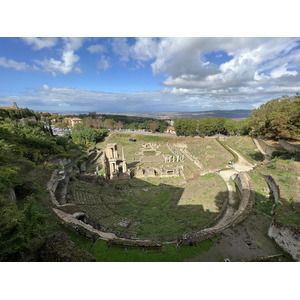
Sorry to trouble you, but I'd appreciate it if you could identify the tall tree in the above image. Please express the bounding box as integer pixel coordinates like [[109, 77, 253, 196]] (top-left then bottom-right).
[[249, 95, 300, 139]]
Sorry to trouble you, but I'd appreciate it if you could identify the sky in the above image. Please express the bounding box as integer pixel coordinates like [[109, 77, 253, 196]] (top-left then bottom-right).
[[1, 37, 300, 113]]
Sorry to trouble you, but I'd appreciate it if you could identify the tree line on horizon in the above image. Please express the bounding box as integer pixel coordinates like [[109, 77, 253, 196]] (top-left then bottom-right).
[[174, 94, 300, 140]]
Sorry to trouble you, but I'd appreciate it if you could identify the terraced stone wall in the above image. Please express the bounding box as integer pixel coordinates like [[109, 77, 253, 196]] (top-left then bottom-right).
[[256, 139, 275, 157], [278, 139, 300, 153]]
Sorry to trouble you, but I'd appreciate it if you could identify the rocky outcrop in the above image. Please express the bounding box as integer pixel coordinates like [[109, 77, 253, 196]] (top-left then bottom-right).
[[278, 139, 300, 153], [268, 220, 300, 261]]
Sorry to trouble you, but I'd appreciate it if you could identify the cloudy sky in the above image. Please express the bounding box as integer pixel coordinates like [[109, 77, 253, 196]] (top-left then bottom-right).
[[1, 37, 300, 112]]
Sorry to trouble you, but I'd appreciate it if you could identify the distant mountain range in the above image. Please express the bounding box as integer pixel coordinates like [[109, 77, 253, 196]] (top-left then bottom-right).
[[53, 109, 252, 120], [103, 109, 252, 120]]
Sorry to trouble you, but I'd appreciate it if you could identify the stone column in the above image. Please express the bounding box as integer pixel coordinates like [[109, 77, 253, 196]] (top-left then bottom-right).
[[123, 161, 127, 173]]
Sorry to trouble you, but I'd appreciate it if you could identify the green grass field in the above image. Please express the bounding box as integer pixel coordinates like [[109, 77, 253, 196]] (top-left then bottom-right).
[[185, 138, 234, 170]]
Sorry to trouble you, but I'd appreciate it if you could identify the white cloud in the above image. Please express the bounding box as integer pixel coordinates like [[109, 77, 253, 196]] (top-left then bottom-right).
[[21, 37, 58, 50], [2, 84, 300, 113], [0, 57, 31, 71], [111, 38, 131, 62], [98, 56, 111, 70], [35, 37, 84, 76], [110, 38, 300, 99], [270, 63, 298, 79], [131, 37, 158, 61], [62, 37, 85, 51], [87, 44, 107, 53], [35, 50, 80, 76]]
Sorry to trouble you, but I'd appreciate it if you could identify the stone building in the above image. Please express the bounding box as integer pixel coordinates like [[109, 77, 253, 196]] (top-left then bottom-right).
[[64, 117, 82, 127], [104, 143, 130, 180], [166, 126, 176, 134]]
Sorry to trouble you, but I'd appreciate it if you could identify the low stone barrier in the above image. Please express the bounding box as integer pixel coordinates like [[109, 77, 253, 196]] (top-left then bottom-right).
[[278, 139, 300, 153], [268, 219, 300, 261]]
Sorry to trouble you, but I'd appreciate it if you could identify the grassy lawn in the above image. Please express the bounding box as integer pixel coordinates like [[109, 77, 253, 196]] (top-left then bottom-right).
[[225, 136, 263, 163], [185, 138, 234, 170]]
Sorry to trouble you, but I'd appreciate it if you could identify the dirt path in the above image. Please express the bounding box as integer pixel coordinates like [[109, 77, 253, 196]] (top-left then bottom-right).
[[229, 145, 254, 172]]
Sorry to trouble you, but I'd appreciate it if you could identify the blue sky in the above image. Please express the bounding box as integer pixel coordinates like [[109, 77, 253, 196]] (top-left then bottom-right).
[[1, 37, 300, 112]]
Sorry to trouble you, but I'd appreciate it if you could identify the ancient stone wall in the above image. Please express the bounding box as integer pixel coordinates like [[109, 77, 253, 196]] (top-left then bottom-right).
[[268, 219, 300, 261], [50, 157, 71, 166], [278, 139, 300, 153], [261, 174, 280, 215], [5, 188, 16, 203], [256, 139, 275, 157], [230, 172, 256, 226], [262, 174, 280, 203], [47, 169, 67, 206]]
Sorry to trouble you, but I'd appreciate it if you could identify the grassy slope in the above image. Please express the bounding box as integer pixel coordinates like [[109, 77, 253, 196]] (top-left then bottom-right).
[[224, 137, 299, 231], [225, 136, 263, 164]]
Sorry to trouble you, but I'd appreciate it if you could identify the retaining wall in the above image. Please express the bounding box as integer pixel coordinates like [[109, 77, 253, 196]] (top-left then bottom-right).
[[261, 174, 280, 215], [256, 138, 275, 157], [268, 219, 300, 261], [47, 169, 67, 206], [278, 139, 300, 153], [262, 174, 280, 203]]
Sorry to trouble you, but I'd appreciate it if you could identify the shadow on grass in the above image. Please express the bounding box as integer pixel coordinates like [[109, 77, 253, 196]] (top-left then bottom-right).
[[248, 151, 264, 162], [67, 175, 229, 241]]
